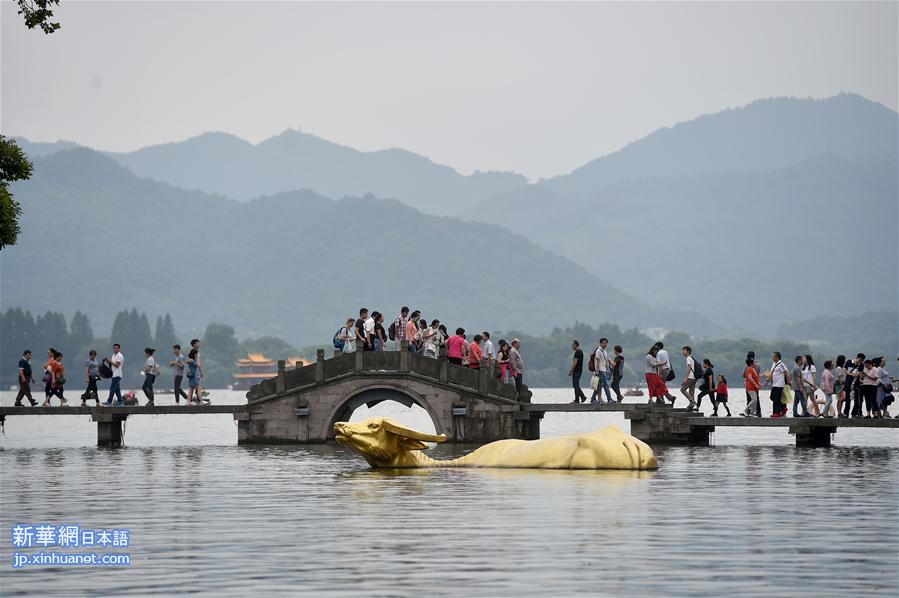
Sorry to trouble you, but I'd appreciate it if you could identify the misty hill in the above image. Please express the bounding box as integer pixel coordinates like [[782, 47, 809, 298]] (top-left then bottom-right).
[[474, 153, 898, 332], [15, 132, 527, 216], [775, 310, 898, 359], [0, 149, 722, 347], [108, 130, 528, 215], [541, 94, 898, 197]]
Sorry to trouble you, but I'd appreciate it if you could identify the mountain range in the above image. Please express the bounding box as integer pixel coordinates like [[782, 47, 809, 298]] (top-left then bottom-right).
[[8, 93, 897, 338], [0, 149, 718, 345]]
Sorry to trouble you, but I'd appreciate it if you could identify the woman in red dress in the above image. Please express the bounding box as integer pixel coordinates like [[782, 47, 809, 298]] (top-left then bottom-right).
[[644, 345, 668, 404]]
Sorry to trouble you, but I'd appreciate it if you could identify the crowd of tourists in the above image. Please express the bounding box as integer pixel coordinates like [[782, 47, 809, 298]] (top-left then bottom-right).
[[334, 307, 527, 395], [13, 340, 210, 407], [12, 309, 894, 420], [570, 340, 895, 419]]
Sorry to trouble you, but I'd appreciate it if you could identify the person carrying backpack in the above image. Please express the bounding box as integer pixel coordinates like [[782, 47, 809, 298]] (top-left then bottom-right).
[[338, 319, 356, 354], [680, 346, 699, 411], [390, 307, 410, 351], [695, 359, 715, 412]]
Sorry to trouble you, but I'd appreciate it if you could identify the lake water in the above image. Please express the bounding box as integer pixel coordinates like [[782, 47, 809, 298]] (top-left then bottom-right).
[[1, 388, 897, 596]]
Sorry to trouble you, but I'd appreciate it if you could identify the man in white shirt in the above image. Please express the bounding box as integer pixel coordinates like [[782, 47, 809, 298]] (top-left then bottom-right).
[[105, 343, 124, 405], [593, 338, 613, 403], [766, 351, 791, 417], [655, 342, 678, 403], [680, 345, 697, 411], [364, 312, 376, 351], [482, 332, 495, 365]]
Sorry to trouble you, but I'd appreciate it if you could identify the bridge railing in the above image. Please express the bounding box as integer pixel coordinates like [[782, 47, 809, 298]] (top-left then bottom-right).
[[247, 340, 521, 402]]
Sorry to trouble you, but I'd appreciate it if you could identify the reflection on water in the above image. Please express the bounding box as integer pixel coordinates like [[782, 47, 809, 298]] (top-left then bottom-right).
[[1, 390, 897, 596]]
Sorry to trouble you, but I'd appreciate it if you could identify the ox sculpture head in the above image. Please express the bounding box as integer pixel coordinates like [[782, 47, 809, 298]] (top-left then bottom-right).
[[334, 417, 446, 467]]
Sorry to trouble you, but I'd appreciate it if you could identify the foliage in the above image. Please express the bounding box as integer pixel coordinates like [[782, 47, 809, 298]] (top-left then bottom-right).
[[200, 323, 240, 388], [775, 310, 898, 359], [154, 314, 179, 351], [9, 308, 889, 392], [0, 136, 34, 250], [16, 0, 61, 34]]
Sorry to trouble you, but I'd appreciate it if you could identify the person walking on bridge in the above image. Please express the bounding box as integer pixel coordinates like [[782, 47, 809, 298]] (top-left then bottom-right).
[[510, 339, 525, 396], [142, 347, 157, 406], [496, 341, 512, 384], [482, 332, 495, 366], [82, 349, 100, 406], [446, 328, 466, 366], [43, 350, 67, 406], [741, 357, 761, 417], [104, 343, 124, 406], [744, 351, 763, 416], [41, 348, 57, 405], [696, 359, 715, 411], [190, 339, 206, 402], [405, 311, 421, 353], [569, 340, 587, 404], [611, 345, 625, 402], [391, 307, 409, 351], [680, 346, 698, 411], [791, 356, 811, 418], [14, 349, 37, 407], [170, 344, 189, 404], [339, 318, 356, 353], [469, 335, 484, 369], [593, 338, 614, 404], [655, 342, 678, 404], [765, 352, 790, 418], [356, 308, 371, 351], [644, 345, 667, 405]]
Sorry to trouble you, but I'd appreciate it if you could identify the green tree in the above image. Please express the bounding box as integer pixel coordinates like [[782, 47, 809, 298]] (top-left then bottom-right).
[[154, 313, 179, 350], [201, 323, 240, 388], [34, 311, 68, 356], [16, 0, 61, 34], [109, 310, 130, 348], [1, 308, 36, 385], [108, 308, 154, 384], [68, 310, 95, 357], [0, 136, 34, 250]]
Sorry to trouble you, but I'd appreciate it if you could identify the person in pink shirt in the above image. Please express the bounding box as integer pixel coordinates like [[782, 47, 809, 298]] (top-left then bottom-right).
[[446, 328, 467, 366], [469, 334, 484, 369], [404, 310, 421, 353]]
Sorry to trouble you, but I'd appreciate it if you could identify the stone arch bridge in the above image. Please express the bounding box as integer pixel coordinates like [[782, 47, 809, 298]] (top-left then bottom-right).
[[238, 345, 536, 444]]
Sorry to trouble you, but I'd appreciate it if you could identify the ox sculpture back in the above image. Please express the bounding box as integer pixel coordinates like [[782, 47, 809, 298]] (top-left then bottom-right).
[[334, 417, 658, 470]]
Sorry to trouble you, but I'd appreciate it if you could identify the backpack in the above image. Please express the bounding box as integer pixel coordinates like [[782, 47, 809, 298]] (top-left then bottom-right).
[[587, 348, 597, 372], [333, 328, 346, 351], [692, 358, 703, 380], [151, 363, 161, 377], [388, 321, 397, 341], [98, 363, 113, 379]]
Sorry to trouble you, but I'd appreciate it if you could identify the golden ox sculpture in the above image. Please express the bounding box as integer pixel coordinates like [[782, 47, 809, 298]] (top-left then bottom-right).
[[334, 417, 658, 470]]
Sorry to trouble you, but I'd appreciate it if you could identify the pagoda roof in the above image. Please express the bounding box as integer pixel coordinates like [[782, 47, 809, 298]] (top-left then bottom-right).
[[235, 353, 276, 366]]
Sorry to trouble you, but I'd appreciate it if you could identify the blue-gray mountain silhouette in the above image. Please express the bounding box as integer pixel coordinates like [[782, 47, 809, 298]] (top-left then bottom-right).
[[1, 149, 720, 345]]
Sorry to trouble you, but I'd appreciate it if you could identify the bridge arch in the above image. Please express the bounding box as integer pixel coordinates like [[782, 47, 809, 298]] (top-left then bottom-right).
[[322, 381, 447, 440]]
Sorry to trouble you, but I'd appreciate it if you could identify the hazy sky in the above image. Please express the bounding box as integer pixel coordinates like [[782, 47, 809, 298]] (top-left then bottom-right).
[[2, 1, 896, 179]]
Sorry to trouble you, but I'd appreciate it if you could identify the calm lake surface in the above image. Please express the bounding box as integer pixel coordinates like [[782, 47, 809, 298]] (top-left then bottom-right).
[[1, 388, 897, 596]]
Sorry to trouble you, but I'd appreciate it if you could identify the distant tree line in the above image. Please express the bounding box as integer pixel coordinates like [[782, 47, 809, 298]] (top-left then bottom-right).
[[5, 308, 857, 391], [0, 308, 302, 389]]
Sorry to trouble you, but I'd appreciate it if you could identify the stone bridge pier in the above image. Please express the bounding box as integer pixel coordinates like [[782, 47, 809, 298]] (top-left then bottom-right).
[[237, 342, 534, 444]]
